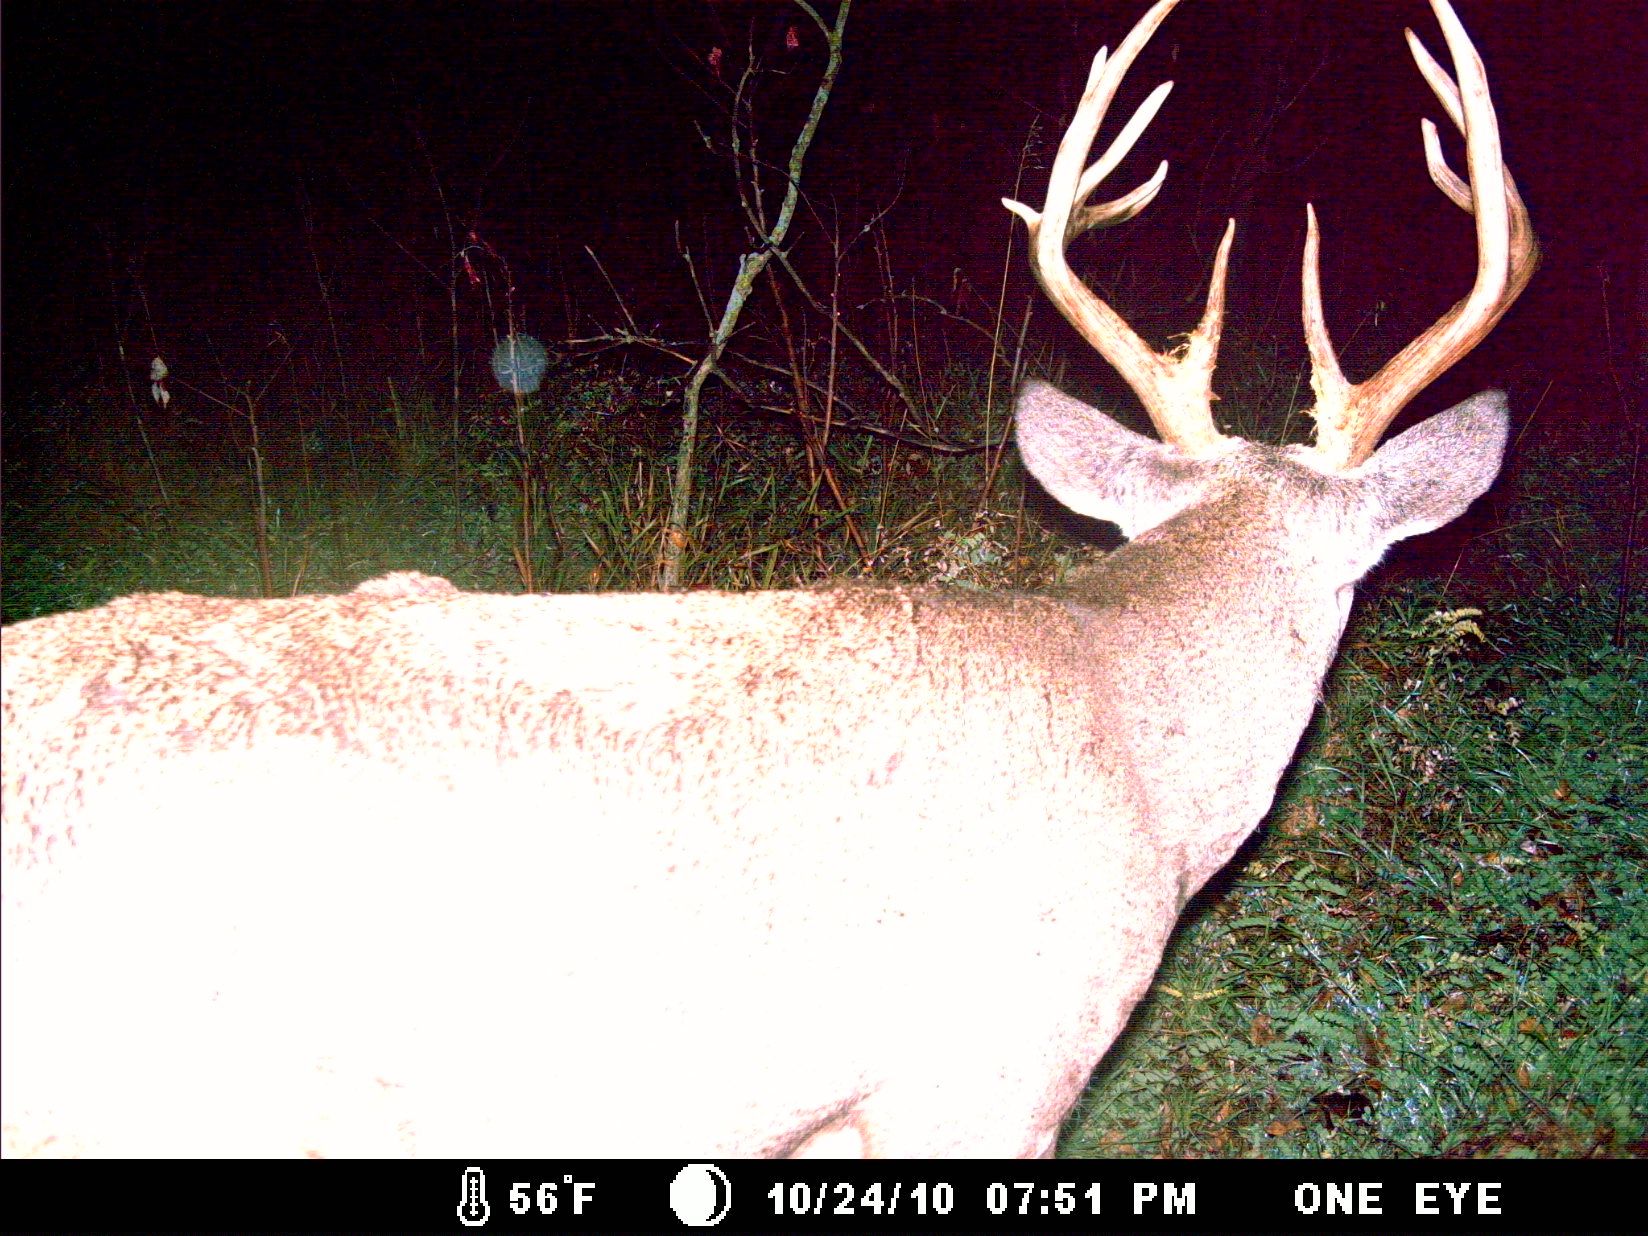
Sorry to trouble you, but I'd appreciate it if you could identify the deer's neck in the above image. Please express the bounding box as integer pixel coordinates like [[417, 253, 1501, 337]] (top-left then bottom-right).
[[1068, 508, 1351, 893]]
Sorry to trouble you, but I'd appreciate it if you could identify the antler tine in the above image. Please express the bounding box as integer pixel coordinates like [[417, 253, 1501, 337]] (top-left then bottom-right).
[[1067, 80, 1174, 237], [1304, 0, 1539, 470], [1004, 0, 1230, 456], [1409, 24, 1535, 227]]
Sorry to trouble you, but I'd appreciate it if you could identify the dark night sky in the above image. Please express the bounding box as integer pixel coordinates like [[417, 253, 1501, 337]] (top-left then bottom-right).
[[2, 0, 1644, 414]]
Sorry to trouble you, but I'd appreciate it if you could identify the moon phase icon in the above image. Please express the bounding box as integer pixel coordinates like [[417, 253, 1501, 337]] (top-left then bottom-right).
[[669, 1162, 732, 1227]]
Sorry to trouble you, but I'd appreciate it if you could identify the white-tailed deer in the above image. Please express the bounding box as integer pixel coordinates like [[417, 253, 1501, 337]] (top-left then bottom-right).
[[1, 0, 1534, 1158]]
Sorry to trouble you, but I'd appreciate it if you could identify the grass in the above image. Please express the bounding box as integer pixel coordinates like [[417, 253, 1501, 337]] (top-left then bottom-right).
[[2, 357, 1641, 1159]]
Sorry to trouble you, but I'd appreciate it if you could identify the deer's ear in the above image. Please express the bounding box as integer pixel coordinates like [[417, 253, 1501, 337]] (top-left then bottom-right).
[[1015, 380, 1217, 539], [1357, 390, 1509, 544]]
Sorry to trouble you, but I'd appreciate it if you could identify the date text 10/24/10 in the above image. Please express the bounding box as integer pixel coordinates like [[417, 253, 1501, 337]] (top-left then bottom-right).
[[766, 1179, 1504, 1219]]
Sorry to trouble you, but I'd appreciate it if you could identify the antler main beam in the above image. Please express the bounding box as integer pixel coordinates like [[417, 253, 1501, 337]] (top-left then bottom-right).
[[1004, 0, 1233, 458], [1303, 0, 1539, 468]]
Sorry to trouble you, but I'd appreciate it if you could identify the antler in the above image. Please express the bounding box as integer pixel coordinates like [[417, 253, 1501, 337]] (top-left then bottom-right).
[[1303, 0, 1539, 469], [1004, 0, 1232, 457]]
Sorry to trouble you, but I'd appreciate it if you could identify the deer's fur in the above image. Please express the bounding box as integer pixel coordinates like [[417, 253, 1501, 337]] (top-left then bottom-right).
[[1, 0, 1531, 1158]]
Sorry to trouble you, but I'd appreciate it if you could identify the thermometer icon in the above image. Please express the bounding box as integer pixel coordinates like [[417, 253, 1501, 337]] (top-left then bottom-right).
[[457, 1165, 491, 1227]]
